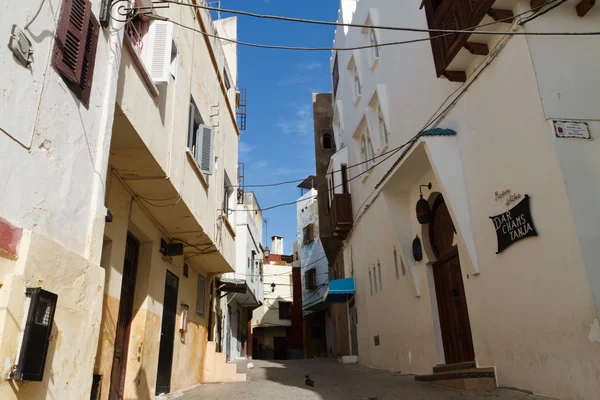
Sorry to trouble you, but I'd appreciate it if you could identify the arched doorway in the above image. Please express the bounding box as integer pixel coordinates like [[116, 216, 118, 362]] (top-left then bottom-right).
[[429, 195, 475, 364]]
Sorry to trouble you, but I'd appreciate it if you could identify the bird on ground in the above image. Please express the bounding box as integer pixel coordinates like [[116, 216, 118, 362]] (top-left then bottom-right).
[[305, 374, 315, 387]]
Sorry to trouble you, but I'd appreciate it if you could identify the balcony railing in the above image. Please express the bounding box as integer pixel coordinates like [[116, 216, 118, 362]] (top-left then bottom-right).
[[331, 193, 353, 238]]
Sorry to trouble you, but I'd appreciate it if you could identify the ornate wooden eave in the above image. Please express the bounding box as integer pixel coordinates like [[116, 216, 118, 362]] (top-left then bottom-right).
[[423, 0, 513, 82]]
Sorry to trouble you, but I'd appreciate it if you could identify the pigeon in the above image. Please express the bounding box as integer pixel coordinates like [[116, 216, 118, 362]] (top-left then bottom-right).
[[247, 362, 255, 369], [305, 374, 315, 387]]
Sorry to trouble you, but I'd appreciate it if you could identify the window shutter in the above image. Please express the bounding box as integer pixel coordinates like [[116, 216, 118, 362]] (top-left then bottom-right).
[[188, 103, 196, 150], [198, 124, 215, 175], [52, 0, 92, 83], [196, 276, 206, 317], [146, 20, 173, 83], [79, 13, 99, 108]]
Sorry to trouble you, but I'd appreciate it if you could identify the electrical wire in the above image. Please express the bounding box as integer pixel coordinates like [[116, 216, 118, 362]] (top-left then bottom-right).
[[24, 0, 47, 30], [519, 0, 568, 24], [150, 0, 587, 37]]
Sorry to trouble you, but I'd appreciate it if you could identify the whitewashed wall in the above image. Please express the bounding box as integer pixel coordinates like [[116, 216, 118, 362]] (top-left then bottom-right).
[[332, 1, 600, 399]]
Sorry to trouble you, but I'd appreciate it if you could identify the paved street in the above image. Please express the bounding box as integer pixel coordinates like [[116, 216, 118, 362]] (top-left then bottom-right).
[[167, 359, 551, 400]]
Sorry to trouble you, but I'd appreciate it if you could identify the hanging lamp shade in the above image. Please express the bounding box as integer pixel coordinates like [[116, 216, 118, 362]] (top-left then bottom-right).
[[412, 236, 423, 262], [416, 195, 431, 224]]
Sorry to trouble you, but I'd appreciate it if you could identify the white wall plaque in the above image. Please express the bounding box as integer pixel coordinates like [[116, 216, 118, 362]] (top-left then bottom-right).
[[553, 120, 591, 139]]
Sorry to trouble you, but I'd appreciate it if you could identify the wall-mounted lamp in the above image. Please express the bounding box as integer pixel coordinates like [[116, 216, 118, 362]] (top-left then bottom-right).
[[270, 282, 276, 293], [264, 248, 270, 258], [412, 235, 423, 262], [416, 183, 433, 224]]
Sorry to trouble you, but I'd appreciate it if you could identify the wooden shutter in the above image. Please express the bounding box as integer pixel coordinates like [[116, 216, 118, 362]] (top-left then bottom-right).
[[196, 275, 206, 317], [146, 20, 173, 83], [79, 13, 99, 108], [188, 103, 196, 150], [198, 124, 215, 175], [53, 0, 92, 83]]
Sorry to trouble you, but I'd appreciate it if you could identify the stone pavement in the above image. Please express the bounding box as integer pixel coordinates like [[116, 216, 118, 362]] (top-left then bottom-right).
[[164, 358, 552, 400]]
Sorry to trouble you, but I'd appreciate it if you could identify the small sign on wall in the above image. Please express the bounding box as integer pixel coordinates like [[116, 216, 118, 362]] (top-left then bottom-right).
[[553, 120, 591, 139], [490, 195, 538, 254]]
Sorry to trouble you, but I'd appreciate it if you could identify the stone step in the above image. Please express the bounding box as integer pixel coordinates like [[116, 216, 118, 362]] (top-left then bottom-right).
[[415, 367, 496, 390], [432, 361, 477, 373]]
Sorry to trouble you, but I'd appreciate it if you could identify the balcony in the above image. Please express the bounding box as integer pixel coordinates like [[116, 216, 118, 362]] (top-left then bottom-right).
[[423, 0, 512, 82], [331, 194, 353, 238]]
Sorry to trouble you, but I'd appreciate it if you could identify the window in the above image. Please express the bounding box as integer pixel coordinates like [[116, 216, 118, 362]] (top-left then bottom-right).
[[303, 224, 315, 245], [279, 301, 292, 320], [378, 106, 388, 147], [373, 265, 377, 293], [360, 136, 368, 170], [196, 275, 206, 317], [323, 133, 333, 149], [188, 99, 215, 178], [378, 261, 383, 290], [369, 28, 379, 64], [305, 268, 317, 290], [369, 270, 373, 296], [183, 263, 189, 278], [223, 69, 231, 90], [250, 251, 256, 283], [52, 0, 100, 108], [353, 65, 361, 101], [366, 131, 375, 167], [332, 53, 340, 97], [348, 57, 361, 103], [341, 164, 349, 194]]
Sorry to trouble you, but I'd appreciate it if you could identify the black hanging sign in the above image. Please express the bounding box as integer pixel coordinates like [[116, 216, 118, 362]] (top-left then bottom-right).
[[489, 195, 538, 254]]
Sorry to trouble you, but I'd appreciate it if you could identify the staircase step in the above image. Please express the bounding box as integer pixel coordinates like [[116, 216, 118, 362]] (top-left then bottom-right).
[[433, 361, 477, 373], [415, 367, 496, 390]]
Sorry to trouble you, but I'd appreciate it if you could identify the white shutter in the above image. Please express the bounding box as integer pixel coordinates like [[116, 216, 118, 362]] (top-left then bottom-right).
[[145, 20, 173, 83], [198, 124, 215, 175]]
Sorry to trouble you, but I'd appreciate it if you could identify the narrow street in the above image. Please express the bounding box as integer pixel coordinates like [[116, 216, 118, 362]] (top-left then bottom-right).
[[169, 359, 550, 400]]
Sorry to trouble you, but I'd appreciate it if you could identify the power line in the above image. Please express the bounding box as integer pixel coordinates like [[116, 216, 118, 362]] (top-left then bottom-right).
[[151, 0, 587, 37]]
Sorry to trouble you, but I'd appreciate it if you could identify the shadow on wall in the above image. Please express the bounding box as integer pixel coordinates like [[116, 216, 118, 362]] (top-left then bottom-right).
[[134, 367, 153, 400], [6, 322, 59, 400]]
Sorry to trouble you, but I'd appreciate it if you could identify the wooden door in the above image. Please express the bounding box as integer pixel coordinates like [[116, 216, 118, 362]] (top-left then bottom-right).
[[274, 337, 287, 360], [155, 270, 179, 395], [430, 196, 475, 365], [109, 233, 140, 400]]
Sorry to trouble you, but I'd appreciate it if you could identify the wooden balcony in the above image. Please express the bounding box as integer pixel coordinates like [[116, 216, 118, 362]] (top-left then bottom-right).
[[423, 0, 512, 82], [331, 194, 353, 238]]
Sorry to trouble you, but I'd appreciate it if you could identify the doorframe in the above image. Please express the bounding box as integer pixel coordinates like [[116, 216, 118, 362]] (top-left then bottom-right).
[[426, 194, 475, 365], [109, 232, 140, 400], [155, 269, 179, 395]]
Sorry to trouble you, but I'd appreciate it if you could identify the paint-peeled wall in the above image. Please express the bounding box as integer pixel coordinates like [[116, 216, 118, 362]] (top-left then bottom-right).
[[0, 1, 122, 399]]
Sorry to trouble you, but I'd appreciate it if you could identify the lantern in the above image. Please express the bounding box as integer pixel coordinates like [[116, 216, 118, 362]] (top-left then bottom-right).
[[271, 282, 276, 293], [412, 236, 423, 262], [416, 183, 432, 224]]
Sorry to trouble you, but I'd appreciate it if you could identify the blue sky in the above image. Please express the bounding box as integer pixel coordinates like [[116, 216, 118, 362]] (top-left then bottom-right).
[[218, 0, 339, 254]]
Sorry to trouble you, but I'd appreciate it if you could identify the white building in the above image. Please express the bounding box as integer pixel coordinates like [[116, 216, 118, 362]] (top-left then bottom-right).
[[218, 192, 264, 361], [1, 0, 245, 398], [0, 1, 123, 399], [324, 1, 600, 398], [297, 186, 335, 357]]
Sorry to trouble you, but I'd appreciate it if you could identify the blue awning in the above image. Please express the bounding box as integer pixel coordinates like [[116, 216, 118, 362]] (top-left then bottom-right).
[[323, 278, 355, 304]]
